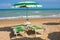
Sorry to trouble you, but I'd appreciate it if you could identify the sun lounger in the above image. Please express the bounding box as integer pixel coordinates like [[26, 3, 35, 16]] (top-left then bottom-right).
[[22, 24, 44, 37], [29, 24, 43, 30], [12, 25, 25, 36], [11, 24, 44, 37]]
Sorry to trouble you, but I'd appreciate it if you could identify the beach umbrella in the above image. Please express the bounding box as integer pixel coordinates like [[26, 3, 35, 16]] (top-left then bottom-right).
[[12, 1, 42, 20], [12, 1, 42, 8], [12, 1, 43, 37]]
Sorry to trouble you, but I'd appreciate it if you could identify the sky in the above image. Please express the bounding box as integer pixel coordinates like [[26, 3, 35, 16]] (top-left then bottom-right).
[[0, 0, 60, 9]]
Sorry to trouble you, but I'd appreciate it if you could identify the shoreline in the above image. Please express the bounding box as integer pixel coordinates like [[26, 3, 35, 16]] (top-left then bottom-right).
[[0, 15, 60, 20], [0, 17, 60, 20]]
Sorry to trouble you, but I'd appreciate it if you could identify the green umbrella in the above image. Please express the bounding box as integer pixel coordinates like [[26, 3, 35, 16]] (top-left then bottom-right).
[[12, 1, 42, 8], [12, 1, 43, 37], [12, 1, 42, 21]]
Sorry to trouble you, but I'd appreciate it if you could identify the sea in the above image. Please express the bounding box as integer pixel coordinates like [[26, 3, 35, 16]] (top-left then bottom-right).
[[0, 8, 60, 20]]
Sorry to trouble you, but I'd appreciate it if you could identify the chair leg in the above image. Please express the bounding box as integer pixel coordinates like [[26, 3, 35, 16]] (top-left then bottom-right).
[[35, 31, 36, 37]]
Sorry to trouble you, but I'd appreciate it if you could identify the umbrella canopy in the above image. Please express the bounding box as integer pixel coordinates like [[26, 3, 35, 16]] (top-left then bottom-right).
[[12, 1, 42, 8]]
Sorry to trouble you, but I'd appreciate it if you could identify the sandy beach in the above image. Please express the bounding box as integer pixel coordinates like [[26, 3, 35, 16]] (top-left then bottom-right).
[[0, 18, 60, 40]]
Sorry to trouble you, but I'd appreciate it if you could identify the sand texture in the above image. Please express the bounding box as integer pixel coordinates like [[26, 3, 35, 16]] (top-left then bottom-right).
[[0, 18, 60, 40]]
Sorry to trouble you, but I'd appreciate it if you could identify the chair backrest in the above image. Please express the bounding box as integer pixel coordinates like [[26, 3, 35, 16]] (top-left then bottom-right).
[[30, 24, 44, 30], [13, 25, 25, 33]]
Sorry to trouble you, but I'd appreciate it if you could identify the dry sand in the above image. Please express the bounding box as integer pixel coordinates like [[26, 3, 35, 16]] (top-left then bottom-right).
[[0, 18, 60, 40]]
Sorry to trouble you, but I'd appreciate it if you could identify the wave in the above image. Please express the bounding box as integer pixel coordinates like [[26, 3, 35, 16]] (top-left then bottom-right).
[[0, 15, 60, 20]]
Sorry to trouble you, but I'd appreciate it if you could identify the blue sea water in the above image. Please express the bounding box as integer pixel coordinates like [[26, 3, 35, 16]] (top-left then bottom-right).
[[0, 9, 60, 19]]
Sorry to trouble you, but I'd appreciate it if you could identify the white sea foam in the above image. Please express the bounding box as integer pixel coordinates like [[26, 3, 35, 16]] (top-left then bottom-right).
[[0, 15, 60, 20]]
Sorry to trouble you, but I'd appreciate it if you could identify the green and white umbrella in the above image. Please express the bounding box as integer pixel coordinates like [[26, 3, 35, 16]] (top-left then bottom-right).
[[12, 1, 42, 19], [12, 1, 42, 8], [12, 1, 42, 20], [12, 1, 43, 37]]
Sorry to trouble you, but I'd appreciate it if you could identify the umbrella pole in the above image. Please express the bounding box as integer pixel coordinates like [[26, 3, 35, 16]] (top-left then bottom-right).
[[35, 29, 36, 37], [26, 7, 29, 21]]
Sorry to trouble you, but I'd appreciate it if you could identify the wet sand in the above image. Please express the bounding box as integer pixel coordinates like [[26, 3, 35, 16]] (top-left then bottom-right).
[[0, 18, 60, 40]]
